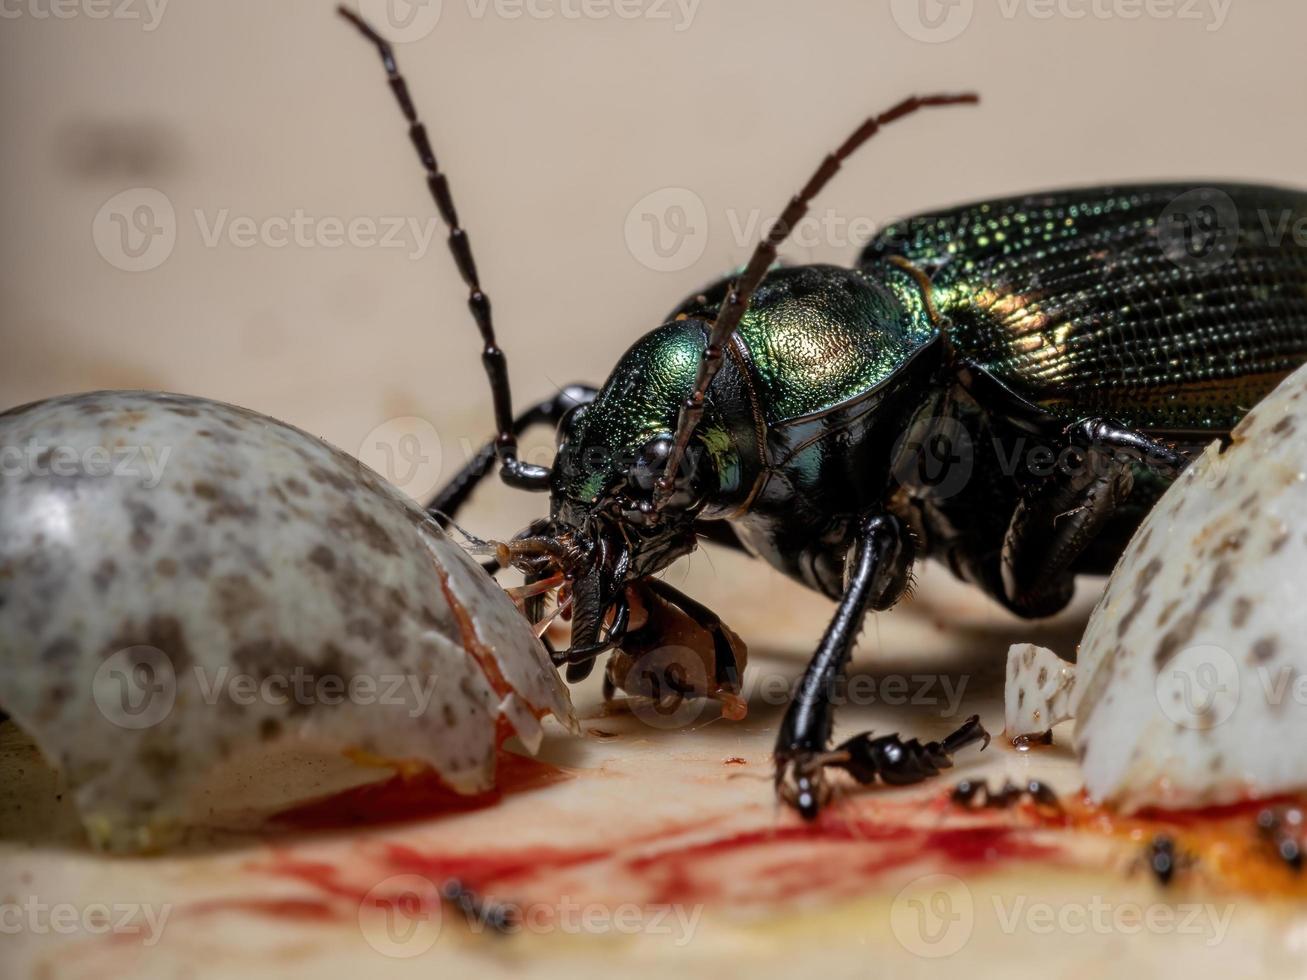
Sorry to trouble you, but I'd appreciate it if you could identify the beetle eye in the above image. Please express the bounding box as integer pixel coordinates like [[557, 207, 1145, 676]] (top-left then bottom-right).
[[627, 436, 673, 496]]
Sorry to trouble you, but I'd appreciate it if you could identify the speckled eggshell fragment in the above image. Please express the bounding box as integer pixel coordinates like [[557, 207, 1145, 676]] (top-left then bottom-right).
[[0, 391, 574, 851], [1075, 362, 1307, 812], [1004, 644, 1077, 739]]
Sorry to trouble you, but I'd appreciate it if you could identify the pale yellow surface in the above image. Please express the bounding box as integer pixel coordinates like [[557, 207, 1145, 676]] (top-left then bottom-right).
[[4, 1, 1307, 977]]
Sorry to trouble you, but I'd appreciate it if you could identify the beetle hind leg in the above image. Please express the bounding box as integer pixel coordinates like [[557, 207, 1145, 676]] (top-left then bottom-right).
[[1000, 418, 1186, 617]]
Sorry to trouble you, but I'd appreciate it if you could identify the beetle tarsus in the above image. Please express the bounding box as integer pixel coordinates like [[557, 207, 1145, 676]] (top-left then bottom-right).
[[777, 716, 989, 820], [831, 715, 990, 788]]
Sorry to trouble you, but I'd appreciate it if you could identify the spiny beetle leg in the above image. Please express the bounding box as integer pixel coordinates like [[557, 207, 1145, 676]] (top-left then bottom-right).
[[1064, 418, 1189, 477], [1000, 417, 1190, 617], [774, 514, 913, 820], [1001, 459, 1133, 618], [828, 714, 990, 788]]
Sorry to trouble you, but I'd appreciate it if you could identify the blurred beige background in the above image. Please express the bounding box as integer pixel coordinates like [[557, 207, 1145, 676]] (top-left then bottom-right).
[[2, 0, 1304, 549]]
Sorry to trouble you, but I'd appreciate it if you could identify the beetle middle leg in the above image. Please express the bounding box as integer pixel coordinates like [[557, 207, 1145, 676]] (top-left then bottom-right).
[[773, 513, 920, 819], [1000, 418, 1187, 617]]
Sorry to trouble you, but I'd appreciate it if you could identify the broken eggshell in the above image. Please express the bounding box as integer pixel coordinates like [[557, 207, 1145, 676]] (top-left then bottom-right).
[[1004, 643, 1077, 742], [1005, 362, 1307, 812], [0, 390, 575, 851]]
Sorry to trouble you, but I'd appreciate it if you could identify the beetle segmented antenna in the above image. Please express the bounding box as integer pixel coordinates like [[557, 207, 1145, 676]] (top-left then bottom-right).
[[338, 6, 550, 490], [655, 93, 979, 508]]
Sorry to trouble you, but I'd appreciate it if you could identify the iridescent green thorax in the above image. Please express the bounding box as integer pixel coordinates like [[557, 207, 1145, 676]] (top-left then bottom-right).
[[552, 264, 941, 507], [732, 264, 936, 423]]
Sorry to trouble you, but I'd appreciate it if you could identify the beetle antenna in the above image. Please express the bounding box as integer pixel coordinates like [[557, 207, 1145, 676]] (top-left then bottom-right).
[[338, 5, 550, 490], [655, 93, 979, 508]]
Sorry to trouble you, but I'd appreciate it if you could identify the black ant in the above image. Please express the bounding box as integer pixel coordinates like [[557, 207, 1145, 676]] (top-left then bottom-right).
[[1143, 834, 1190, 887], [1256, 806, 1304, 872], [441, 879, 517, 935], [950, 778, 1061, 812]]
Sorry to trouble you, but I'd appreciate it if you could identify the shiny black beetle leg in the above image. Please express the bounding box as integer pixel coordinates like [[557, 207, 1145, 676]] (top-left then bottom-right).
[[774, 513, 913, 820]]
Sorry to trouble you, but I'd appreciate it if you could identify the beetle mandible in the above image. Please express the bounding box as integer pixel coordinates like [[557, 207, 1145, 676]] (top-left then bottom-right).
[[340, 7, 1307, 819]]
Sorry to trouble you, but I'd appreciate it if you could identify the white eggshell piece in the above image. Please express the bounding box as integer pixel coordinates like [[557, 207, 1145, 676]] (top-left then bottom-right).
[[0, 391, 574, 851], [1074, 363, 1307, 812], [1004, 643, 1077, 739]]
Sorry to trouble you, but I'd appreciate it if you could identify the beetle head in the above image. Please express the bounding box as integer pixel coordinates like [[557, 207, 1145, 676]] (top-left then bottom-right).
[[503, 318, 729, 650]]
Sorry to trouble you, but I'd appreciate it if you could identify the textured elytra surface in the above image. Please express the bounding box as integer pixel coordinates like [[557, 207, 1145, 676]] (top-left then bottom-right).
[[0, 390, 573, 851], [1073, 363, 1307, 811], [865, 183, 1307, 432]]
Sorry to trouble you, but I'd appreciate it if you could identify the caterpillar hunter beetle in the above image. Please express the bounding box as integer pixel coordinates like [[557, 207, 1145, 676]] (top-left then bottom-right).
[[339, 7, 1307, 819]]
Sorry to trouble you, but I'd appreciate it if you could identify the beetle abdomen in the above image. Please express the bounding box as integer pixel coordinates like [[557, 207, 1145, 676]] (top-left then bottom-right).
[[862, 183, 1307, 433]]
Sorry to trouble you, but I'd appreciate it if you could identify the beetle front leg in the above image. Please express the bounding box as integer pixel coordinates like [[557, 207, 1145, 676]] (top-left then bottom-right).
[[426, 383, 597, 526], [774, 513, 913, 820], [1000, 418, 1187, 617]]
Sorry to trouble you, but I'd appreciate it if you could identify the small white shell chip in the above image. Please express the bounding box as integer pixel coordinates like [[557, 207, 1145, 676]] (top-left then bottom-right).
[[1004, 643, 1077, 739]]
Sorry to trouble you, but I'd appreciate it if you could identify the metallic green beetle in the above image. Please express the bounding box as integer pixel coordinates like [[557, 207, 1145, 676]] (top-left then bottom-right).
[[344, 8, 1307, 820]]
